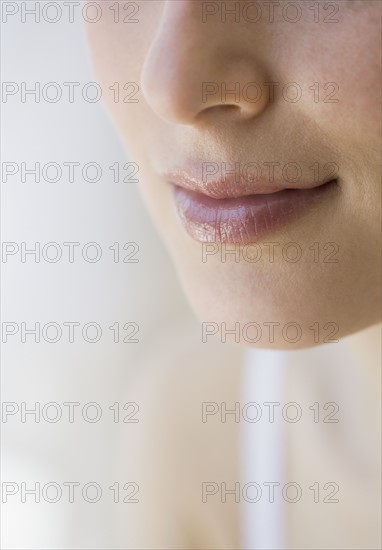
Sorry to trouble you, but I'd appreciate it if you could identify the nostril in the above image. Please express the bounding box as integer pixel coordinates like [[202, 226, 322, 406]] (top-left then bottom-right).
[[195, 103, 258, 125]]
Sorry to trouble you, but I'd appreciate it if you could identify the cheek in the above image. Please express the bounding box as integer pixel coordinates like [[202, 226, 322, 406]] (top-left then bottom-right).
[[273, 13, 381, 143], [321, 51, 381, 144]]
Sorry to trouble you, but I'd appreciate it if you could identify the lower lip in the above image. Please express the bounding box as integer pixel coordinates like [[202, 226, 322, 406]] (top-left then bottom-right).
[[172, 181, 337, 244]]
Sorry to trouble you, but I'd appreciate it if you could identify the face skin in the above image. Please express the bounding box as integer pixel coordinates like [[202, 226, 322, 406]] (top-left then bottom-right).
[[86, 0, 381, 349]]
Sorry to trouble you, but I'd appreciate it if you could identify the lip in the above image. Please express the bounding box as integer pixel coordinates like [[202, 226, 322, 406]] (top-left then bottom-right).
[[164, 164, 334, 198], [168, 171, 337, 244]]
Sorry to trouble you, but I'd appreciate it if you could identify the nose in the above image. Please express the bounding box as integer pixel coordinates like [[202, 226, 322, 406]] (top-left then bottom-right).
[[140, 1, 270, 126]]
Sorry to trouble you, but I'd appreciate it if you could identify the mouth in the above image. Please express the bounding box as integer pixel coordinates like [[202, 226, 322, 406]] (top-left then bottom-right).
[[166, 170, 338, 244]]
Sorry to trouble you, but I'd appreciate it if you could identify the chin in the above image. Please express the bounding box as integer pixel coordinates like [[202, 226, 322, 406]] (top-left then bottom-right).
[[183, 293, 376, 350], [169, 253, 380, 351]]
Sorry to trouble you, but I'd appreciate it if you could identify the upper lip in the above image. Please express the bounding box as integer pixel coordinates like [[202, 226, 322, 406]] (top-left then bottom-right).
[[163, 164, 335, 200]]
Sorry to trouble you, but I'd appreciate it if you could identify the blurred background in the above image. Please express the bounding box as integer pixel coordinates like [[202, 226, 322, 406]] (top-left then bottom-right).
[[1, 5, 207, 547]]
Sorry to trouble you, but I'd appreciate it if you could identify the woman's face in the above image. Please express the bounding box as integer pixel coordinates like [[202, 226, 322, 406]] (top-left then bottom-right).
[[87, 0, 381, 348]]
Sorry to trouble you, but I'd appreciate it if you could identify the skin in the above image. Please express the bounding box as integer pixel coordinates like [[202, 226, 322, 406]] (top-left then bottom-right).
[[86, 0, 381, 349], [86, 4, 381, 547]]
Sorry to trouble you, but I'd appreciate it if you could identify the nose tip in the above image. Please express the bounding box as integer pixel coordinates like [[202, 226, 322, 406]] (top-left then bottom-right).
[[140, 16, 270, 126], [141, 53, 270, 126], [141, 53, 205, 125]]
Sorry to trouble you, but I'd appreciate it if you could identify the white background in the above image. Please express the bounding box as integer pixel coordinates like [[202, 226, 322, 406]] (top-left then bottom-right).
[[1, 3, 194, 547]]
